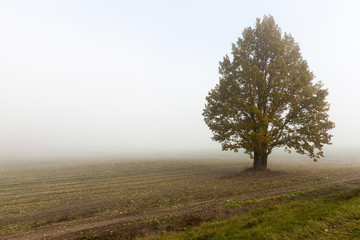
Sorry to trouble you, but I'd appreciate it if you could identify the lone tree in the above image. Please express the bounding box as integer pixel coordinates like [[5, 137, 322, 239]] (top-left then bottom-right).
[[203, 16, 335, 171]]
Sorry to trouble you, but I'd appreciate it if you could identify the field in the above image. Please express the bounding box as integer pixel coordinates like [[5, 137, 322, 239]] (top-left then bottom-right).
[[154, 187, 360, 239], [0, 156, 359, 239]]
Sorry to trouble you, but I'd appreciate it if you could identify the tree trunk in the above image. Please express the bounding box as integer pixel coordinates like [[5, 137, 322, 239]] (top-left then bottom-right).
[[261, 154, 268, 169], [253, 151, 268, 171]]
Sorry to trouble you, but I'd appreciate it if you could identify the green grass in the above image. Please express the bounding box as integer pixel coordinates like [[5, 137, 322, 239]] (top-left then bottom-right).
[[154, 188, 360, 240]]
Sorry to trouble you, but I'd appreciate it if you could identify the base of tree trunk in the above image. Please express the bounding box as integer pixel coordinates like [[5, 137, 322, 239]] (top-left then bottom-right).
[[253, 152, 268, 171]]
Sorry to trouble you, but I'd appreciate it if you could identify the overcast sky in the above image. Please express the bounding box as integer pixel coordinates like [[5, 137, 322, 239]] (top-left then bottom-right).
[[1, 0, 359, 160]]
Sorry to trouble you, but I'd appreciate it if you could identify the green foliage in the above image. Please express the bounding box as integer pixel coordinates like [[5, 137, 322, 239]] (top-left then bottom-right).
[[203, 15, 335, 162], [154, 188, 360, 240]]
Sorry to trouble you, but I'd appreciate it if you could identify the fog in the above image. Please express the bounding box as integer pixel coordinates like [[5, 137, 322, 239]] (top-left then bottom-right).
[[1, 0, 360, 161]]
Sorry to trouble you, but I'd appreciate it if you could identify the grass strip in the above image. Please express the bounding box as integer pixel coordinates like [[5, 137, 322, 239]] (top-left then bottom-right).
[[153, 188, 360, 240]]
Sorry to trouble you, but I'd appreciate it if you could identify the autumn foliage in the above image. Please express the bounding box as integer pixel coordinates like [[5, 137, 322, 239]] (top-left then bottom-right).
[[203, 16, 335, 170]]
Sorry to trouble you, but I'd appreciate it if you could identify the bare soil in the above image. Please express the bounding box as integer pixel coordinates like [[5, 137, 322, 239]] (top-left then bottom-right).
[[0, 156, 359, 239]]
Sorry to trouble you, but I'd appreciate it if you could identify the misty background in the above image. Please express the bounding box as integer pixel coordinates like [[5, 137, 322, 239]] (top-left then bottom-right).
[[1, 0, 360, 161]]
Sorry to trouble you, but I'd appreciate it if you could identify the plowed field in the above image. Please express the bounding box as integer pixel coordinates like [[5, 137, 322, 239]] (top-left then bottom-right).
[[1, 156, 359, 239]]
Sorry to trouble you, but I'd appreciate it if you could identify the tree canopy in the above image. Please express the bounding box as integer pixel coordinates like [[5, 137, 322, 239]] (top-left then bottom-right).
[[203, 15, 335, 170]]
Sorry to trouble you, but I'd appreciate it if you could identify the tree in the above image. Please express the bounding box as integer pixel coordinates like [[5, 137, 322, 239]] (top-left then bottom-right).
[[203, 15, 335, 171]]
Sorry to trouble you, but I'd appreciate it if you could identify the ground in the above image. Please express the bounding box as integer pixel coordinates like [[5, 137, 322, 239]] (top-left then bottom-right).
[[0, 155, 359, 239]]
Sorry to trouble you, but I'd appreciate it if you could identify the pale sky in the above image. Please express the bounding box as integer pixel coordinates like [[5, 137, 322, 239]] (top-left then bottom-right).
[[1, 0, 360, 160]]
